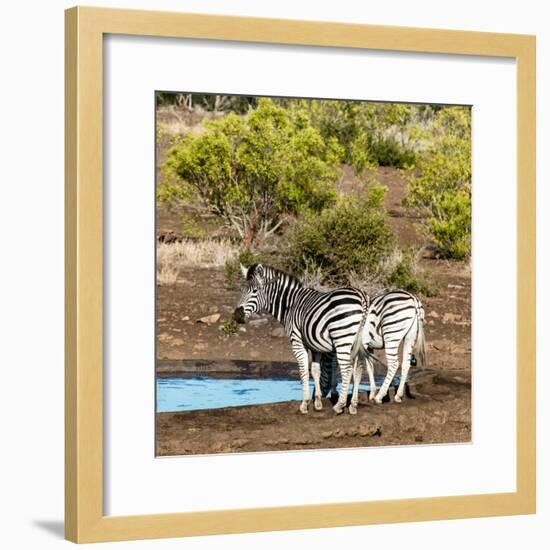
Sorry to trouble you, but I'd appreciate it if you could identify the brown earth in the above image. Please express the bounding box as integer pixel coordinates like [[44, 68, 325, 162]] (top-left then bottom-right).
[[155, 159, 471, 456], [156, 369, 471, 456]]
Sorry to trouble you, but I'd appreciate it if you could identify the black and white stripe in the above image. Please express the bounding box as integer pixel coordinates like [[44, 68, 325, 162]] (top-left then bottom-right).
[[351, 289, 426, 407], [233, 264, 368, 414]]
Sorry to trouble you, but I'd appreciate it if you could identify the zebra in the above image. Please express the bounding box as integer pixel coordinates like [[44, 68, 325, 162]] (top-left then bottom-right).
[[232, 264, 368, 415], [349, 289, 426, 409], [318, 352, 339, 404]]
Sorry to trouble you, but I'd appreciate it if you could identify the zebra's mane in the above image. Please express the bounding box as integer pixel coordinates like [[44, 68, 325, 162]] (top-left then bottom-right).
[[247, 264, 303, 287]]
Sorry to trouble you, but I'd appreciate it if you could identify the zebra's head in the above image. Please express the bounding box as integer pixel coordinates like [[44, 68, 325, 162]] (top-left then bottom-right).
[[232, 263, 267, 324]]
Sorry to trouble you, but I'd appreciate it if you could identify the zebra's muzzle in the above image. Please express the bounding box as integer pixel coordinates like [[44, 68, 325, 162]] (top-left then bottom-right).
[[233, 307, 246, 324]]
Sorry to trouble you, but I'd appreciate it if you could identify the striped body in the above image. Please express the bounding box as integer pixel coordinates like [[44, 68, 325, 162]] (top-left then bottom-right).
[[233, 264, 368, 414], [320, 289, 426, 407], [354, 289, 426, 405]]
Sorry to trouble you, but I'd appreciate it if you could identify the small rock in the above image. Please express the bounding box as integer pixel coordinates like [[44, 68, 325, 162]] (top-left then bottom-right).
[[271, 327, 286, 338], [397, 414, 409, 429], [443, 312, 461, 323], [359, 425, 379, 437], [197, 313, 221, 324], [448, 284, 464, 289], [321, 431, 333, 439], [428, 415, 446, 426], [249, 318, 268, 327], [239, 327, 247, 333], [277, 438, 289, 445], [181, 315, 190, 321], [294, 437, 314, 445], [428, 311, 440, 318]]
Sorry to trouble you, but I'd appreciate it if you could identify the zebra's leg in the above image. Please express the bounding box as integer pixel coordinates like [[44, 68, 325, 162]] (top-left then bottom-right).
[[374, 346, 400, 404], [311, 352, 323, 411], [365, 350, 377, 401], [329, 353, 339, 404], [291, 339, 311, 414], [395, 320, 417, 402], [349, 357, 363, 415], [333, 347, 353, 415]]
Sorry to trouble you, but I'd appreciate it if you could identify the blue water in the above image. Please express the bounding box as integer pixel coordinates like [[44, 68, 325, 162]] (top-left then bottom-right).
[[156, 375, 399, 413]]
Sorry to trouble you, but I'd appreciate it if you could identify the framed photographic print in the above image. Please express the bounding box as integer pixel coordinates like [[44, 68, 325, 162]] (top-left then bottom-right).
[[65, 6, 536, 543]]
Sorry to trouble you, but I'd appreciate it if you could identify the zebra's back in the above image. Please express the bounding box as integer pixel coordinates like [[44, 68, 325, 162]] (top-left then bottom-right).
[[364, 289, 423, 349], [290, 287, 368, 353]]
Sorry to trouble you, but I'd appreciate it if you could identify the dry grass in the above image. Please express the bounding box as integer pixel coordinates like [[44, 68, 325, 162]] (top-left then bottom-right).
[[157, 263, 180, 285], [156, 239, 239, 284], [347, 249, 406, 296]]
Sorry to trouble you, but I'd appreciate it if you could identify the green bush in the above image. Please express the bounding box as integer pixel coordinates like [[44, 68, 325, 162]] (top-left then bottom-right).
[[406, 106, 471, 259], [220, 318, 239, 337], [160, 98, 342, 246], [287, 100, 418, 172], [284, 184, 396, 285], [369, 138, 416, 168], [385, 249, 436, 297]]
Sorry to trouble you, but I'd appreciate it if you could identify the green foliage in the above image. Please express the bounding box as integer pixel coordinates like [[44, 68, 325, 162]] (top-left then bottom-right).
[[428, 189, 471, 260], [284, 183, 396, 284], [161, 99, 342, 245], [386, 249, 436, 297], [369, 138, 416, 168], [406, 106, 472, 259], [220, 318, 239, 337], [287, 100, 418, 172]]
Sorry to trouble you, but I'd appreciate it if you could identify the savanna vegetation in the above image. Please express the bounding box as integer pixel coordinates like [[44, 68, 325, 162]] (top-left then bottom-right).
[[156, 93, 471, 296]]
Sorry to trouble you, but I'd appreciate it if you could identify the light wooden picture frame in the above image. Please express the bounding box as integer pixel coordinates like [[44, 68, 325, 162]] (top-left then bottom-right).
[[65, 5, 536, 543]]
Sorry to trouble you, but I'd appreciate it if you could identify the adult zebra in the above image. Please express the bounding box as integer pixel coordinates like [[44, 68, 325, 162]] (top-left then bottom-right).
[[232, 264, 368, 415], [348, 289, 426, 409]]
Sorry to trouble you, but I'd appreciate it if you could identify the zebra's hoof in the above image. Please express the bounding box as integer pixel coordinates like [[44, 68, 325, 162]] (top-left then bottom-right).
[[374, 397, 383, 405], [349, 404, 358, 415], [314, 399, 323, 411], [299, 402, 309, 414], [394, 394, 402, 403], [333, 404, 345, 415], [369, 393, 376, 401]]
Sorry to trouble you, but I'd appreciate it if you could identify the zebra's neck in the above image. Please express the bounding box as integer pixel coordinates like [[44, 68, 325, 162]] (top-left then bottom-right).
[[262, 274, 308, 325]]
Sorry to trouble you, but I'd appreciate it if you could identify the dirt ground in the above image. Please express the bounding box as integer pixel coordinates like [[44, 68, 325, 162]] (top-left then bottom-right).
[[156, 369, 470, 456], [155, 165, 471, 456]]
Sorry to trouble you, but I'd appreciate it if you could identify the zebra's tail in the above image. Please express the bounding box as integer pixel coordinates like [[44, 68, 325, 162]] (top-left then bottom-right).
[[350, 291, 369, 369], [415, 301, 427, 369]]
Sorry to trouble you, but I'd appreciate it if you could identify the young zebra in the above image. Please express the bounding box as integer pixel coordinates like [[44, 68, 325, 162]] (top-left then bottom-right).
[[232, 264, 368, 415], [350, 289, 426, 409]]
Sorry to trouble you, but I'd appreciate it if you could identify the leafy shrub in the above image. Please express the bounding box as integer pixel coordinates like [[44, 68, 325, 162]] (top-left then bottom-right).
[[284, 183, 396, 285], [406, 106, 472, 259], [160, 98, 342, 245], [385, 249, 436, 297], [286, 100, 419, 172], [369, 138, 416, 168], [220, 319, 239, 337]]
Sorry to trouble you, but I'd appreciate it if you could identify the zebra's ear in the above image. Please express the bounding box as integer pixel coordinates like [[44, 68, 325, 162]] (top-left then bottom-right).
[[255, 264, 265, 278], [240, 263, 248, 279]]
